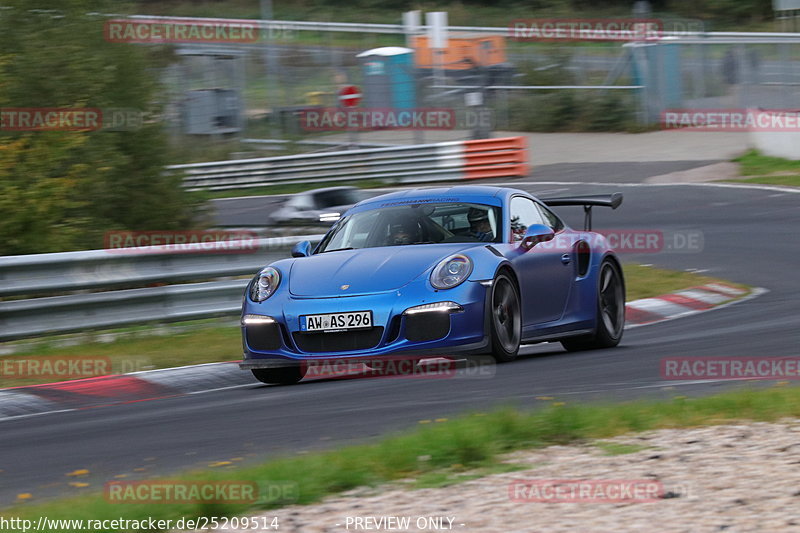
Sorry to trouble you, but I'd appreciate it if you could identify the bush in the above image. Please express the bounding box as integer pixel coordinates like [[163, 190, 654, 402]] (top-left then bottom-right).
[[507, 91, 636, 132], [0, 0, 202, 255]]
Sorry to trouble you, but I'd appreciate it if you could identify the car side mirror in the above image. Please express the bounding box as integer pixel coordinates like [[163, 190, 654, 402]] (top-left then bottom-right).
[[519, 224, 554, 251], [291, 240, 312, 258]]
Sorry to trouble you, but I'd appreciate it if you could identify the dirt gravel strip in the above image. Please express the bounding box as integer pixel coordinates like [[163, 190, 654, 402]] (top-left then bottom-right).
[[182, 420, 800, 533]]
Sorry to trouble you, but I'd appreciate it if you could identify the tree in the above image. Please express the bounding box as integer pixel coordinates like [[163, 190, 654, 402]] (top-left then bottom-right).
[[0, 0, 201, 255]]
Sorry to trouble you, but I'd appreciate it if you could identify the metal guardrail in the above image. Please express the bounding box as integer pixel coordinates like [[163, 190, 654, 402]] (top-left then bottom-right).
[[172, 137, 529, 191], [0, 236, 323, 341], [0, 236, 319, 297], [123, 15, 800, 43], [172, 142, 461, 191], [1, 279, 247, 340], [242, 138, 397, 150]]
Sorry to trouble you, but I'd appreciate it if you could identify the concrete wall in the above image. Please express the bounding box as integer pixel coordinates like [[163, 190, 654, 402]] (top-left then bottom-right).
[[749, 109, 800, 160]]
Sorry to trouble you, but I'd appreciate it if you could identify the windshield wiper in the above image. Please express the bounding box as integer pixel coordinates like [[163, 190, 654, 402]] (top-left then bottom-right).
[[320, 247, 354, 253]]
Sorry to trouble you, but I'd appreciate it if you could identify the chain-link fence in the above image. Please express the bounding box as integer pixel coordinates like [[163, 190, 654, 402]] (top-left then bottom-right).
[[150, 18, 800, 158]]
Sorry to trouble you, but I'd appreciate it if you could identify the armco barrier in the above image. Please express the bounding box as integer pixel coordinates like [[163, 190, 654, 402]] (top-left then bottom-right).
[[0, 236, 323, 340], [0, 279, 247, 340], [463, 137, 529, 179], [172, 137, 529, 191], [0, 236, 320, 297]]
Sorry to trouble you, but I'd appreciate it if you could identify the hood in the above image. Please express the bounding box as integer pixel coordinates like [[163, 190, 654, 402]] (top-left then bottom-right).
[[288, 244, 477, 297]]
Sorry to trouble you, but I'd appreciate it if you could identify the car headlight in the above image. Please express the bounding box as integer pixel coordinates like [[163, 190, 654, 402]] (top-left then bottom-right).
[[430, 254, 473, 290], [250, 267, 281, 302]]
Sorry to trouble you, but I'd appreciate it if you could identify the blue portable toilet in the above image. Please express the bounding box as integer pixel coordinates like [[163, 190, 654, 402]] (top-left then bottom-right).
[[357, 47, 416, 109], [629, 41, 683, 121]]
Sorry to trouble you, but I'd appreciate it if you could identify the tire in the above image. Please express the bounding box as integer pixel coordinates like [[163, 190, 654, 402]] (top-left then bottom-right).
[[488, 272, 522, 363], [561, 259, 625, 352], [251, 366, 306, 385]]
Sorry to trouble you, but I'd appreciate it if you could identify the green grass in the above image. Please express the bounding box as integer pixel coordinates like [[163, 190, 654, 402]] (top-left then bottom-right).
[[731, 175, 800, 187], [730, 150, 800, 187], [4, 385, 800, 531], [0, 265, 748, 387], [622, 263, 747, 301], [0, 319, 241, 388]]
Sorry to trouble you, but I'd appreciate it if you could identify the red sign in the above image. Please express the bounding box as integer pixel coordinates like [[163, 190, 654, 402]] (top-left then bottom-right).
[[338, 85, 362, 108]]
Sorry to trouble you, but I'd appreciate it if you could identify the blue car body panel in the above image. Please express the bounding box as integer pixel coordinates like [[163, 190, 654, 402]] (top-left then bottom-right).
[[241, 185, 620, 367]]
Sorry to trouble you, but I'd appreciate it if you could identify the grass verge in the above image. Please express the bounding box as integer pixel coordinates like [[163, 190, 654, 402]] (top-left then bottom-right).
[[0, 264, 749, 387], [731, 150, 800, 187], [730, 175, 800, 187], [621, 263, 747, 300], [0, 319, 241, 388], [4, 384, 800, 531]]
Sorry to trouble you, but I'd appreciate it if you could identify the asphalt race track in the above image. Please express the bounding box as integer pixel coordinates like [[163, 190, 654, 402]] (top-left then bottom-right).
[[209, 160, 721, 227], [1, 169, 798, 506]]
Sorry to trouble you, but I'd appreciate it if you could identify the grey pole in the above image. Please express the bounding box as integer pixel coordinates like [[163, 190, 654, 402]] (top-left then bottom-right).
[[260, 0, 281, 138]]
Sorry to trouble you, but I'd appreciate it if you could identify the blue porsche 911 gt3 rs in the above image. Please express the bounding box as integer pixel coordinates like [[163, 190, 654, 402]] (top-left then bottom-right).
[[240, 185, 625, 384]]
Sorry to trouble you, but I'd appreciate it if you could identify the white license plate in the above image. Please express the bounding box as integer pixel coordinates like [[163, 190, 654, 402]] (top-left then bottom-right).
[[300, 311, 372, 332]]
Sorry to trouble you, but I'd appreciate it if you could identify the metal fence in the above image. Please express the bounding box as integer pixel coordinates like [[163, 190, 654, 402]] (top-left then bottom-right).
[[145, 14, 800, 151]]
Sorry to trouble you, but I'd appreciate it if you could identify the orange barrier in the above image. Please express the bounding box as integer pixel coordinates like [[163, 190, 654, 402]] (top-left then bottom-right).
[[462, 136, 529, 180]]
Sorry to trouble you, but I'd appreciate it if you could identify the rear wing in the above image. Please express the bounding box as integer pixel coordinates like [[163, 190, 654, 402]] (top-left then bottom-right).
[[542, 193, 623, 231]]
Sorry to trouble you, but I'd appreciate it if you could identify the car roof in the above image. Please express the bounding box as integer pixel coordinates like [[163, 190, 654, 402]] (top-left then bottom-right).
[[352, 185, 525, 211]]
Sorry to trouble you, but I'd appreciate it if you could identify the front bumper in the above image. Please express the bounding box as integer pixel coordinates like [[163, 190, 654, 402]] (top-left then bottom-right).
[[240, 279, 489, 368]]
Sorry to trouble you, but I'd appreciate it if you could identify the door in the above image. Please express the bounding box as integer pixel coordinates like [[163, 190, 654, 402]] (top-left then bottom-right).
[[508, 196, 574, 326]]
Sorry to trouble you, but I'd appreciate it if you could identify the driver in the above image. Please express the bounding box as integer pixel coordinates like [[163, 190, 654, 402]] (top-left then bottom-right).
[[389, 219, 419, 245], [467, 207, 494, 242]]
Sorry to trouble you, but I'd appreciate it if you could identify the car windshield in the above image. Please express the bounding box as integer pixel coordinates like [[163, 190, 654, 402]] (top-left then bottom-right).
[[317, 202, 502, 252]]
